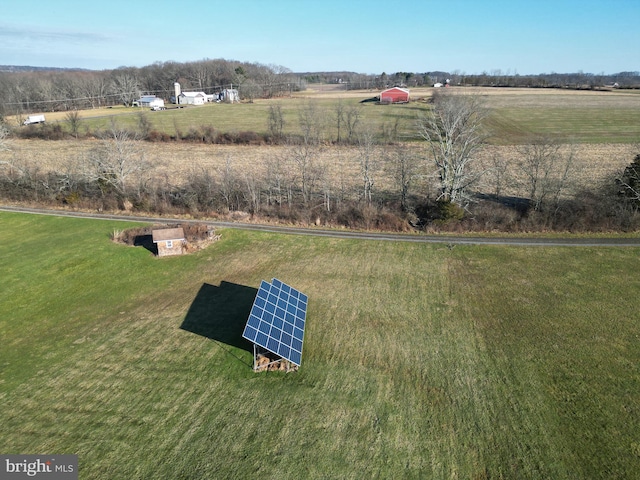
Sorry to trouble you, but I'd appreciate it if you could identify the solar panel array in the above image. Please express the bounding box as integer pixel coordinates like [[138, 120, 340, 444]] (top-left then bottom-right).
[[242, 278, 308, 366]]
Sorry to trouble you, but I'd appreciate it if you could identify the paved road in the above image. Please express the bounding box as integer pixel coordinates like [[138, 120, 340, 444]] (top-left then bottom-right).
[[2, 205, 640, 247]]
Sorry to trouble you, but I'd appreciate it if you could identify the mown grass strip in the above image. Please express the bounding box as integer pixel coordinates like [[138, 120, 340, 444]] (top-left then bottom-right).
[[488, 107, 640, 144]]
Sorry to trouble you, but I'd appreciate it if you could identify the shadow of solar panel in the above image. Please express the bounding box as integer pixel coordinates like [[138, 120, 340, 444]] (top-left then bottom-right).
[[241, 278, 308, 366]]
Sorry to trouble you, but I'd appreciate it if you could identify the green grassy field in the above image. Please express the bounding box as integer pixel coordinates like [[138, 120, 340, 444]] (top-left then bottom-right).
[[487, 106, 640, 144], [41, 87, 640, 145], [1, 212, 639, 479], [74, 97, 427, 143]]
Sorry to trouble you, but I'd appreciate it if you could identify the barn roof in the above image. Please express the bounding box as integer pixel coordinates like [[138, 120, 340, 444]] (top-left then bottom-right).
[[380, 87, 410, 94], [152, 227, 185, 243]]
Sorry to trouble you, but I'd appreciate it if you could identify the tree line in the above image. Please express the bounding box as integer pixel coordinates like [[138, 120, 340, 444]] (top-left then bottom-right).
[[305, 70, 640, 90]]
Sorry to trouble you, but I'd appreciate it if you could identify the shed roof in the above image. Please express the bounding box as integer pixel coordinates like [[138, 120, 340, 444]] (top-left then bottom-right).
[[152, 227, 185, 243]]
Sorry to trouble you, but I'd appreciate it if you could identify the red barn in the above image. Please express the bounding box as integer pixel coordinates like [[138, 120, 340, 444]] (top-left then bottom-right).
[[380, 87, 410, 104]]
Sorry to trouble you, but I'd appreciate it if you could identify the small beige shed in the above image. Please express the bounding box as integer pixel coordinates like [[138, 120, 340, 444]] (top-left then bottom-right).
[[152, 227, 185, 257]]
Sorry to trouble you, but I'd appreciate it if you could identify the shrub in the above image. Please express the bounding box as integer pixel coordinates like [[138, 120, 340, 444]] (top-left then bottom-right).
[[146, 130, 171, 142], [336, 206, 365, 228], [202, 125, 217, 144], [467, 201, 521, 232], [235, 131, 263, 145], [374, 210, 409, 232], [436, 200, 465, 222], [16, 123, 65, 140], [413, 199, 465, 228]]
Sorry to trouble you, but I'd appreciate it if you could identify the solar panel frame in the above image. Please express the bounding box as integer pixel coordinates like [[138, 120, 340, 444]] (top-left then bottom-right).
[[242, 278, 307, 366]]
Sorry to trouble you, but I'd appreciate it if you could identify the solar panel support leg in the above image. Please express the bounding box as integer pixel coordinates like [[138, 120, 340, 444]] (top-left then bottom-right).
[[253, 343, 257, 372]]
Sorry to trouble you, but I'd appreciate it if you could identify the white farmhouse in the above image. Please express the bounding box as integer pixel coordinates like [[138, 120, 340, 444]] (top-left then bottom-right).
[[136, 95, 165, 108]]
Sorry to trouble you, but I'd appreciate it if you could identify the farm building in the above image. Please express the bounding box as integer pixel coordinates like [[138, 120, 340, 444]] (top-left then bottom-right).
[[177, 91, 207, 105], [173, 82, 216, 105], [380, 87, 410, 104], [219, 88, 240, 103], [136, 95, 165, 108], [152, 227, 185, 257]]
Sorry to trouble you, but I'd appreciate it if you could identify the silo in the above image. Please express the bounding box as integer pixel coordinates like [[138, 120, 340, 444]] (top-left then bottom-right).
[[174, 83, 181, 104]]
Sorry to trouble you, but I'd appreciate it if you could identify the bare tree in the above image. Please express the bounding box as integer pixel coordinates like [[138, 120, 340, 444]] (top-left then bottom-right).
[[297, 100, 325, 145], [345, 104, 361, 144], [136, 111, 151, 139], [184, 165, 220, 211], [239, 79, 261, 103], [517, 137, 577, 212], [319, 166, 332, 213], [0, 123, 10, 152], [476, 148, 511, 199], [417, 91, 488, 205], [187, 61, 211, 91], [218, 155, 239, 211], [243, 172, 262, 213], [265, 152, 289, 206], [488, 151, 510, 199], [0, 155, 43, 200], [334, 100, 345, 143], [288, 102, 325, 205], [110, 70, 140, 107], [616, 153, 640, 210], [78, 73, 109, 108], [357, 131, 378, 204], [381, 118, 400, 144], [84, 123, 149, 201], [267, 104, 285, 139], [288, 139, 318, 206], [387, 145, 420, 212], [65, 111, 81, 139]]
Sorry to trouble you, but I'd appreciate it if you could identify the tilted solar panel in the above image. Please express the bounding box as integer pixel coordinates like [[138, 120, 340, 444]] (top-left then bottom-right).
[[242, 278, 308, 366]]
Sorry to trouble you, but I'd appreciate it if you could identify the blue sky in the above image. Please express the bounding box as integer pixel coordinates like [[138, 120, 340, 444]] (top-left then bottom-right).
[[1, 0, 638, 74]]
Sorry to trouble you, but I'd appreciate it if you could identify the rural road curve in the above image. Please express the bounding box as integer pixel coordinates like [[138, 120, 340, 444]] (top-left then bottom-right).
[[2, 205, 640, 247]]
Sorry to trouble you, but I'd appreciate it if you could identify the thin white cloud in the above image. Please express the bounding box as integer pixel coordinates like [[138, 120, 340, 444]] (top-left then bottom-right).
[[0, 23, 118, 68], [0, 24, 110, 46]]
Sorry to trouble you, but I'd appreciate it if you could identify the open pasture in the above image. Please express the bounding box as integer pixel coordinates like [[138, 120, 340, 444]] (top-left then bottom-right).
[[1, 212, 639, 478], [15, 86, 640, 145], [480, 88, 640, 144]]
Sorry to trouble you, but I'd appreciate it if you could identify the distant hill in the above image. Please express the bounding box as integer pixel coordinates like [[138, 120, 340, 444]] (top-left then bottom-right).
[[0, 65, 90, 73]]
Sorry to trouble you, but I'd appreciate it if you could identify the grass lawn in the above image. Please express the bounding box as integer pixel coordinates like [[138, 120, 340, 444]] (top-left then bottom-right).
[[1, 212, 639, 478], [64, 97, 427, 143]]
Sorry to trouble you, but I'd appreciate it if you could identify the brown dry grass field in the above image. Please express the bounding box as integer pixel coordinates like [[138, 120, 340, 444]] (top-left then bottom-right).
[[1, 139, 636, 200]]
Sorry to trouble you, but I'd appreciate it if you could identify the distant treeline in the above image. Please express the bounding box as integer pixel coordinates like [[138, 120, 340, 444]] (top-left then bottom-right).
[[303, 70, 640, 90]]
